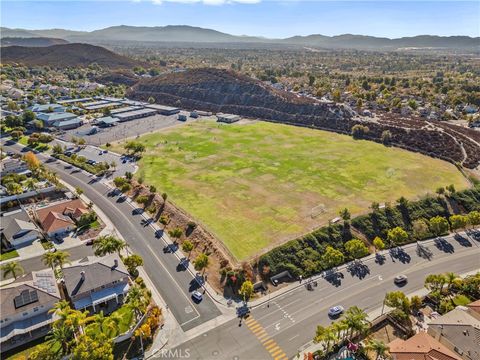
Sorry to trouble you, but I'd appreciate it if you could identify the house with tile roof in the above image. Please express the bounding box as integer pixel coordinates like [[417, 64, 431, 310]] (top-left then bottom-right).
[[35, 199, 88, 237], [62, 254, 130, 314], [428, 306, 480, 360], [389, 332, 462, 360], [0, 269, 61, 352]]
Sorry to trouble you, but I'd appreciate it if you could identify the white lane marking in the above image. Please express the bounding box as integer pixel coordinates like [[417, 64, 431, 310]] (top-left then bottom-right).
[[275, 323, 281, 331], [378, 275, 383, 281], [53, 163, 202, 320], [289, 334, 299, 341]]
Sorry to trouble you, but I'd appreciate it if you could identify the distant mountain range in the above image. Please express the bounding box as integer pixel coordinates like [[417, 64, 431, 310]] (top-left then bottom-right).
[[1, 37, 69, 47], [1, 43, 144, 69], [1, 25, 478, 50]]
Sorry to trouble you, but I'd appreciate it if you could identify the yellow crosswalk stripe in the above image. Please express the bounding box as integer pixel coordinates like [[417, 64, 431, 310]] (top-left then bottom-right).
[[274, 354, 288, 360], [258, 332, 270, 342], [252, 327, 266, 336], [263, 339, 275, 347], [265, 342, 278, 351], [245, 317, 256, 325], [270, 348, 284, 357], [248, 323, 262, 331]]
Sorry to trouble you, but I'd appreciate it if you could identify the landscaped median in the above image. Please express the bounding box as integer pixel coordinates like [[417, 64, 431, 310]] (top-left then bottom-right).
[[52, 153, 109, 175]]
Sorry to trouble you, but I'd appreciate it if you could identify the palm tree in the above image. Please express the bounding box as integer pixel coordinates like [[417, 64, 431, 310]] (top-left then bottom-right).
[[69, 309, 95, 339], [344, 306, 369, 339], [331, 320, 348, 344], [24, 178, 37, 191], [54, 250, 71, 272], [366, 339, 389, 360], [49, 300, 73, 322], [42, 251, 58, 272], [193, 253, 209, 274], [445, 272, 459, 293], [126, 285, 150, 320], [93, 235, 127, 257], [1, 261, 24, 279], [87, 311, 120, 339], [323, 326, 339, 354], [46, 323, 73, 355]]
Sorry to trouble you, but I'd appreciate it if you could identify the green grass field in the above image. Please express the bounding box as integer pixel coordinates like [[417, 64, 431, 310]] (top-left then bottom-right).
[[116, 120, 469, 260]]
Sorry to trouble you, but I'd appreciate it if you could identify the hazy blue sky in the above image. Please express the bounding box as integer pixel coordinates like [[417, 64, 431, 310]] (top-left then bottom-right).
[[2, 1, 479, 38]]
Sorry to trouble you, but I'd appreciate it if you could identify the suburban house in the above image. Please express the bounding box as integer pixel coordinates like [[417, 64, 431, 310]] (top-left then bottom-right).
[[36, 112, 78, 127], [0, 270, 61, 352], [428, 306, 480, 360], [62, 254, 130, 314], [0, 158, 31, 177], [389, 332, 462, 360], [35, 199, 88, 237], [1, 208, 41, 248], [467, 299, 480, 314]]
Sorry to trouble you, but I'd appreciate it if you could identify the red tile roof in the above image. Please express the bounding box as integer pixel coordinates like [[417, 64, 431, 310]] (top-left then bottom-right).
[[389, 332, 461, 360]]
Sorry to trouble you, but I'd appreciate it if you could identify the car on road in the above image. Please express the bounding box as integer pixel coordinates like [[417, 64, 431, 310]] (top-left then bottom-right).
[[86, 159, 97, 165], [117, 195, 127, 203], [192, 291, 203, 302], [394, 274, 408, 285], [328, 305, 344, 317]]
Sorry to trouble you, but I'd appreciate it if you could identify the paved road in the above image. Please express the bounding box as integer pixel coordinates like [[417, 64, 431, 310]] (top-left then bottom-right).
[[171, 237, 480, 360], [1, 244, 94, 280], [2, 141, 222, 331]]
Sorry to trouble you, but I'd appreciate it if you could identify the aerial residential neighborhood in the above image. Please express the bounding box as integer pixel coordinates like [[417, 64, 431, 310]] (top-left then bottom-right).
[[0, 1, 479, 360]]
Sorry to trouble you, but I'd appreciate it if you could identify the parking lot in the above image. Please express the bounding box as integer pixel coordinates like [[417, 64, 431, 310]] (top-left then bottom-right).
[[58, 112, 195, 146]]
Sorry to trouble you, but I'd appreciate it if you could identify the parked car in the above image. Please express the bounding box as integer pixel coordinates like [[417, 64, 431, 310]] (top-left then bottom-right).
[[85, 239, 94, 246], [192, 291, 203, 302], [394, 274, 408, 285], [328, 306, 344, 317], [86, 159, 97, 165]]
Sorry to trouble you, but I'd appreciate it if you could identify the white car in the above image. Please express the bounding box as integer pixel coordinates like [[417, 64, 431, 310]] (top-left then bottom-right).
[[328, 305, 344, 317], [394, 274, 408, 285], [192, 291, 203, 302]]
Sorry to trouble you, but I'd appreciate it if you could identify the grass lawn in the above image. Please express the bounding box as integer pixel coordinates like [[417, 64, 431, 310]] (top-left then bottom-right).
[[17, 136, 50, 152], [112, 120, 469, 260], [0, 249, 19, 261]]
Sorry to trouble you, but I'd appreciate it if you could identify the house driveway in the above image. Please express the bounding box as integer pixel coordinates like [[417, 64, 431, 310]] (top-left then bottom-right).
[[16, 240, 45, 260], [54, 234, 84, 250]]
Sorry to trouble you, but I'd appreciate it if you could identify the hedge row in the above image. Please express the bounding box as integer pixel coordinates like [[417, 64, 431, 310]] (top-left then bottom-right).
[[258, 185, 480, 278], [258, 223, 351, 277]]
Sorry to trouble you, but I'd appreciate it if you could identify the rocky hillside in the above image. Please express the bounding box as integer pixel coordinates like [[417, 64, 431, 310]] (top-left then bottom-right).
[[1, 43, 142, 69], [128, 68, 480, 169], [1, 37, 69, 47]]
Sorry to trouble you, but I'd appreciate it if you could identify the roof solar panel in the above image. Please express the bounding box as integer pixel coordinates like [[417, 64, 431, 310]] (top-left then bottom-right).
[[14, 289, 39, 309]]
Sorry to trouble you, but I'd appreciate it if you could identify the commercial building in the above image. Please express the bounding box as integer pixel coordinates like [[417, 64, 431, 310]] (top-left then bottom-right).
[[145, 104, 180, 115], [52, 118, 83, 130], [57, 97, 93, 105], [36, 112, 78, 127], [115, 108, 157, 122], [216, 113, 241, 123], [110, 106, 143, 115], [96, 116, 119, 127], [83, 101, 122, 112], [28, 103, 66, 113]]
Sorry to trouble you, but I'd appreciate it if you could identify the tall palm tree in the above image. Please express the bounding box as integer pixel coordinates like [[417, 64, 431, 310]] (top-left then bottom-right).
[[24, 178, 37, 191], [344, 306, 369, 339], [42, 252, 58, 272], [68, 309, 96, 339], [332, 320, 348, 344], [93, 235, 127, 257], [445, 272, 459, 293], [49, 300, 73, 322], [323, 327, 339, 354], [54, 250, 71, 272], [126, 285, 150, 320], [1, 261, 24, 280], [46, 322, 73, 355], [367, 339, 389, 360]]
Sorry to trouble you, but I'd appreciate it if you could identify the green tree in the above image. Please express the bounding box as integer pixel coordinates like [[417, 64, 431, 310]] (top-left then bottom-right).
[[193, 253, 210, 274], [52, 143, 63, 154], [239, 280, 254, 303], [321, 246, 345, 269], [449, 214, 468, 232], [344, 239, 369, 259], [93, 235, 127, 257], [74, 186, 84, 197], [71, 334, 114, 360], [168, 227, 183, 241], [22, 110, 36, 122], [424, 273, 447, 293], [384, 291, 411, 320], [126, 285, 151, 320], [373, 237, 385, 252], [366, 339, 389, 360], [387, 226, 409, 246], [343, 306, 369, 339], [182, 239, 194, 259], [46, 322, 73, 356], [467, 211, 480, 229], [1, 261, 24, 279], [136, 195, 149, 208], [123, 254, 144, 275], [429, 215, 449, 237], [113, 177, 127, 188]]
